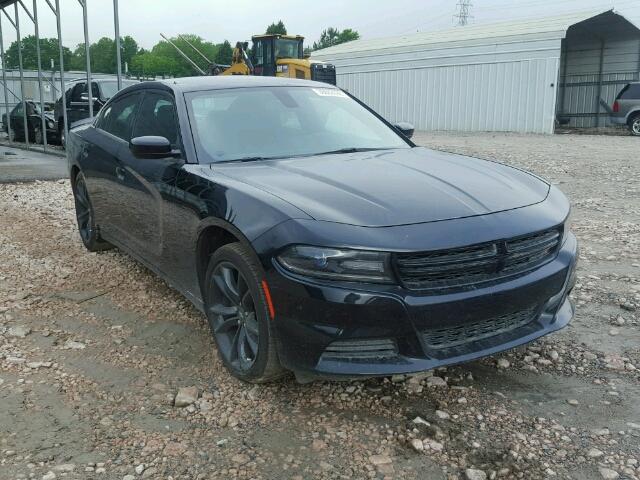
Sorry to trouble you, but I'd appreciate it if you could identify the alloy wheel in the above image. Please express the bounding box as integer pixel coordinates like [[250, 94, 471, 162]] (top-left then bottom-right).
[[35, 127, 43, 144], [632, 118, 640, 136], [209, 262, 260, 372], [74, 175, 93, 244]]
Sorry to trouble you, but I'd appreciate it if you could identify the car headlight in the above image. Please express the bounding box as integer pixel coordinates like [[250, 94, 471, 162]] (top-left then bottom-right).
[[276, 64, 289, 74], [277, 245, 394, 284], [47, 120, 55, 129]]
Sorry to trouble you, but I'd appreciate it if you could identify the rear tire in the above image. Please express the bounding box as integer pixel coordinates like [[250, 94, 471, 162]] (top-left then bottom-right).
[[203, 243, 285, 383], [629, 114, 640, 137], [72, 171, 113, 252]]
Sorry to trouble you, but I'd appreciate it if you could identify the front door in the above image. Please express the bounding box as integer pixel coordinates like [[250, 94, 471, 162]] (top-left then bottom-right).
[[83, 91, 143, 241], [254, 38, 276, 77], [115, 90, 184, 266], [68, 82, 99, 123]]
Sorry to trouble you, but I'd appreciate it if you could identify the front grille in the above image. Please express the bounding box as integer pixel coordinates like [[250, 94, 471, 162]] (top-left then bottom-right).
[[421, 305, 540, 350], [321, 339, 398, 361], [395, 227, 562, 291], [310, 63, 337, 85]]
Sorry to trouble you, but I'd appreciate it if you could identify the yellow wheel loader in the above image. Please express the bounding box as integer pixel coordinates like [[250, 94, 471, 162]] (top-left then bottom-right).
[[163, 33, 337, 85]]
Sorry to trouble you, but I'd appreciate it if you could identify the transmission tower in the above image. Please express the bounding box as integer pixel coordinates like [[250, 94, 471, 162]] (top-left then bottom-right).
[[454, 0, 473, 26]]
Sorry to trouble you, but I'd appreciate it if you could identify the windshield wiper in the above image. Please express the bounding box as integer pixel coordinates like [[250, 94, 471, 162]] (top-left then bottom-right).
[[218, 148, 391, 164], [314, 147, 390, 156], [218, 155, 285, 164]]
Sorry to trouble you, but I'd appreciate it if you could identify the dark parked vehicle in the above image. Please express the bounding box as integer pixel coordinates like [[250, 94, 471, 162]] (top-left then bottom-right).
[[611, 82, 640, 136], [55, 77, 138, 145], [2, 100, 58, 144], [68, 76, 578, 383]]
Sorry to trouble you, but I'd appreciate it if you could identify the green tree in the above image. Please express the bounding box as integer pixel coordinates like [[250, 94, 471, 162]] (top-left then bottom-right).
[[121, 36, 139, 70], [129, 34, 219, 78], [91, 37, 117, 73], [266, 20, 287, 35], [4, 35, 73, 71], [70, 43, 86, 71], [312, 27, 360, 51], [69, 36, 140, 74], [214, 40, 233, 65]]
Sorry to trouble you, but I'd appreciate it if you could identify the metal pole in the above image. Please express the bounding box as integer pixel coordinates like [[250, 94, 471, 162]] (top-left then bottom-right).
[[80, 0, 93, 118], [160, 33, 206, 75], [595, 37, 605, 129], [177, 34, 213, 64], [32, 0, 47, 150], [114, 0, 122, 89], [14, 3, 29, 149], [0, 13, 13, 145], [52, 0, 68, 146]]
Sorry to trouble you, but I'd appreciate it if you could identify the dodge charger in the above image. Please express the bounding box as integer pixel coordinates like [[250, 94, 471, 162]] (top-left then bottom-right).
[[67, 76, 578, 383]]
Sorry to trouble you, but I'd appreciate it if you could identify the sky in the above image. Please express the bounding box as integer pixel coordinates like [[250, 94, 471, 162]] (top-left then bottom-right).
[[2, 0, 639, 51]]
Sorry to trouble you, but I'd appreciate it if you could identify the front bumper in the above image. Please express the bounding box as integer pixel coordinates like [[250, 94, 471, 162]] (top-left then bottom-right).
[[266, 233, 578, 379]]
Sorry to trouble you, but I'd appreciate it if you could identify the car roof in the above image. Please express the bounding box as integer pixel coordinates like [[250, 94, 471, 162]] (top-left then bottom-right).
[[149, 75, 339, 93]]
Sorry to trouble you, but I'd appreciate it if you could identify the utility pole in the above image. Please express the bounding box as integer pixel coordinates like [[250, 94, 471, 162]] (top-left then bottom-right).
[[454, 0, 473, 26]]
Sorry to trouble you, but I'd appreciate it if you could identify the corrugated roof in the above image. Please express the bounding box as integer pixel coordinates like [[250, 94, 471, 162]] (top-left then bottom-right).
[[313, 9, 637, 58]]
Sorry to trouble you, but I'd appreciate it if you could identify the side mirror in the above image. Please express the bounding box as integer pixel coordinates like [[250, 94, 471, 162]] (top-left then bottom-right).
[[130, 136, 172, 158], [394, 122, 414, 139]]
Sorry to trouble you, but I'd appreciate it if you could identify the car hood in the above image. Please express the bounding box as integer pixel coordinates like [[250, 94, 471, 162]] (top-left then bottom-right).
[[211, 147, 550, 227]]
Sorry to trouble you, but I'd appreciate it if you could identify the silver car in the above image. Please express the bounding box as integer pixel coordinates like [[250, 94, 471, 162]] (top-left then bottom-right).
[[611, 82, 640, 136]]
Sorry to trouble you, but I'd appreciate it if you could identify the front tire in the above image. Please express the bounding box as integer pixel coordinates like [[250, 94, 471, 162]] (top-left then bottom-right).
[[34, 126, 43, 144], [629, 114, 640, 137], [72, 172, 112, 252], [204, 243, 284, 383]]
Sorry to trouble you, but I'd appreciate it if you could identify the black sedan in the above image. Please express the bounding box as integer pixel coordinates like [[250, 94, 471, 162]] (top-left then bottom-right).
[[67, 77, 578, 383], [2, 100, 58, 144]]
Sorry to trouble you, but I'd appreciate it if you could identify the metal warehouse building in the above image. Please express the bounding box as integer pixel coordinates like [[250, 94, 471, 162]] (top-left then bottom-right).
[[312, 10, 640, 134]]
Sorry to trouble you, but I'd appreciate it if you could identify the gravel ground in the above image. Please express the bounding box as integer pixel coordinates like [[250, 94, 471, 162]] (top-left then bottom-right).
[[1, 132, 639, 480]]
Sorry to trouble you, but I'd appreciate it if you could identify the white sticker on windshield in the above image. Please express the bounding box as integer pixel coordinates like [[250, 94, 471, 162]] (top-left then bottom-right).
[[312, 88, 348, 98]]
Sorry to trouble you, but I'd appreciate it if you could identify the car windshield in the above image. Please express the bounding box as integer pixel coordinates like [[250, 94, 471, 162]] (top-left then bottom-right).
[[99, 80, 138, 100], [187, 86, 411, 163]]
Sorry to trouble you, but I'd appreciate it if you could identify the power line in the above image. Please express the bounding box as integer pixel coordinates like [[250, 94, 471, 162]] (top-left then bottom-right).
[[454, 0, 474, 26]]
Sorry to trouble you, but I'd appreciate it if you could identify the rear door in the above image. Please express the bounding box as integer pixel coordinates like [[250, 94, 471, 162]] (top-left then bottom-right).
[[618, 84, 640, 121]]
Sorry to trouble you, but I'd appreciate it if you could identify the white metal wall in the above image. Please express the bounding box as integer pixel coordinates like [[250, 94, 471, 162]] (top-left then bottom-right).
[[317, 35, 563, 134]]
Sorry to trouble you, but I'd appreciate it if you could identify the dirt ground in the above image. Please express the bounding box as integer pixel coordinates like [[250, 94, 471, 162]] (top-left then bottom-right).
[[1, 132, 639, 480]]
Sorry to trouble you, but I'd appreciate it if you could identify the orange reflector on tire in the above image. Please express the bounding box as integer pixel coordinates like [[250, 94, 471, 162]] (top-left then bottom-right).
[[261, 280, 275, 320]]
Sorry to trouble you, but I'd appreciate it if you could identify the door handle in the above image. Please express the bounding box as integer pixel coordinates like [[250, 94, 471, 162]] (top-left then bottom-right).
[[115, 166, 125, 181]]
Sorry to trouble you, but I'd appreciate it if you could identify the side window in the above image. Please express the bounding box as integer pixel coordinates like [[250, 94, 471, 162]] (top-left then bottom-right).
[[254, 42, 263, 67], [13, 103, 23, 116], [100, 93, 141, 142], [131, 92, 179, 147], [62, 86, 73, 105], [71, 83, 86, 103], [95, 103, 112, 130], [620, 84, 640, 100], [90, 82, 99, 99]]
